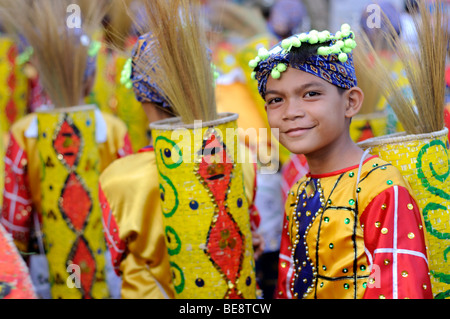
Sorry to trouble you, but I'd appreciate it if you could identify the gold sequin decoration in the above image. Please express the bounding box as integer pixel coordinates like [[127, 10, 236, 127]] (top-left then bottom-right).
[[381, 227, 388, 234]]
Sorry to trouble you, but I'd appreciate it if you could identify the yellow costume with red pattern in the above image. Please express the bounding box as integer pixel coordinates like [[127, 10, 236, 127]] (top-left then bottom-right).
[[1, 106, 132, 299], [99, 144, 260, 299]]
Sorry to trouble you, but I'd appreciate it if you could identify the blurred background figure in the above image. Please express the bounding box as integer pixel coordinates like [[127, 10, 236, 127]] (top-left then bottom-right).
[[267, 0, 308, 39]]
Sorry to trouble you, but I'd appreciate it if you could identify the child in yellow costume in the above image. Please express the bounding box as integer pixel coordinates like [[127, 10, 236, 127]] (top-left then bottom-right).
[[249, 24, 433, 299], [99, 32, 262, 299], [0, 0, 133, 299]]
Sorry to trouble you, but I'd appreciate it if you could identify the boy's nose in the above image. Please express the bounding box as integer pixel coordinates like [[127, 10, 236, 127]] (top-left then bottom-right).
[[283, 99, 305, 121]]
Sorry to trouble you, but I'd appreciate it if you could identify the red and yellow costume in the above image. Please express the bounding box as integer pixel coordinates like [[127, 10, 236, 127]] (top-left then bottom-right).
[[284, 156, 432, 299]]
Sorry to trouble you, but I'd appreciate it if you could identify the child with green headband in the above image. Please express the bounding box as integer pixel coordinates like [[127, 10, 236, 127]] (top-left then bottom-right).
[[250, 24, 433, 299]]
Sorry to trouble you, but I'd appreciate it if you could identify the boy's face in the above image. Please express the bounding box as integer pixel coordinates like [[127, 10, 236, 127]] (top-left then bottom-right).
[[264, 67, 354, 156]]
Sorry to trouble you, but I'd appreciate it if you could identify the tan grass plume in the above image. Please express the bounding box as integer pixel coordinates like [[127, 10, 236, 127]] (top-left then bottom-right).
[[356, 0, 449, 134], [0, 0, 109, 108], [130, 0, 218, 124]]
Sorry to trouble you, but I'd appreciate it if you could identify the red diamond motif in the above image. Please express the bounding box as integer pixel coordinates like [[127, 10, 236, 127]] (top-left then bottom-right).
[[70, 237, 96, 299], [197, 133, 244, 298], [60, 173, 92, 232], [53, 118, 82, 169], [5, 99, 17, 124]]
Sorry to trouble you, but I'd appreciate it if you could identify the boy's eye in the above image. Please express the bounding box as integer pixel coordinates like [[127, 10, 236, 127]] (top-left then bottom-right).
[[305, 91, 320, 98], [267, 97, 283, 104]]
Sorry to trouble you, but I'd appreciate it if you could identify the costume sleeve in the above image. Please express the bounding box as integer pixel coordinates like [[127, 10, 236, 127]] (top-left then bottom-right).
[[98, 155, 175, 299], [360, 185, 433, 299], [99, 184, 127, 277], [1, 134, 34, 253], [117, 133, 133, 158], [119, 252, 171, 299], [275, 210, 294, 299]]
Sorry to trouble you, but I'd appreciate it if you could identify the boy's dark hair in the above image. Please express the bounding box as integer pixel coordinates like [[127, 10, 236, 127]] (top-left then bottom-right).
[[289, 40, 348, 95]]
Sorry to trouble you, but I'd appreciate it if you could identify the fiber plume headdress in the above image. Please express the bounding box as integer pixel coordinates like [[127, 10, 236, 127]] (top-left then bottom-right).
[[356, 0, 449, 134], [126, 0, 218, 124], [0, 0, 108, 108]]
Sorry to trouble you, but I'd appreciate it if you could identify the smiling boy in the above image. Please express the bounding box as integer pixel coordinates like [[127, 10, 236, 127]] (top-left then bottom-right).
[[250, 25, 433, 299]]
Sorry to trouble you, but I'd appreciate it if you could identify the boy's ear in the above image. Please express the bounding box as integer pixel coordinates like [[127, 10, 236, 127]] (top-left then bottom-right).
[[344, 86, 364, 118]]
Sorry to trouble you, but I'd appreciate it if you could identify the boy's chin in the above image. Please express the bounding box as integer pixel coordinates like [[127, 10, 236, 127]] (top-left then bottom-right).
[[283, 145, 308, 156], [279, 140, 308, 156]]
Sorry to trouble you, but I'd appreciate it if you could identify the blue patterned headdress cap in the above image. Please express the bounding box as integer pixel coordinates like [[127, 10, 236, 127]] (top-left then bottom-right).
[[250, 24, 358, 100]]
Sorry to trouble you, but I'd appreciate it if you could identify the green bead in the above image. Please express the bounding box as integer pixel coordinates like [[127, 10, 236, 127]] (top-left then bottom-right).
[[308, 35, 318, 44], [318, 32, 328, 43], [341, 23, 351, 32], [360, 265, 366, 271], [356, 187, 361, 193], [344, 39, 354, 48], [344, 283, 349, 289], [327, 199, 332, 205], [342, 47, 353, 54], [309, 30, 319, 37], [387, 180, 393, 185], [291, 37, 301, 47], [317, 46, 329, 56], [277, 63, 287, 72], [322, 265, 327, 270], [363, 282, 367, 288], [324, 217, 330, 223], [349, 199, 355, 206], [343, 268, 348, 273], [271, 69, 281, 79], [298, 33, 308, 42], [331, 45, 341, 54], [341, 30, 351, 38], [329, 243, 334, 249], [258, 48, 269, 60], [281, 39, 292, 50], [349, 172, 355, 177], [344, 218, 350, 224], [338, 53, 348, 63], [249, 59, 258, 68]]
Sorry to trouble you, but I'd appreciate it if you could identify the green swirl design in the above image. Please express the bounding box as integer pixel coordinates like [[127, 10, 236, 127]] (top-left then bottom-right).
[[165, 226, 182, 256], [159, 173, 179, 218], [170, 261, 185, 294], [154, 136, 183, 169], [416, 139, 450, 294]]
